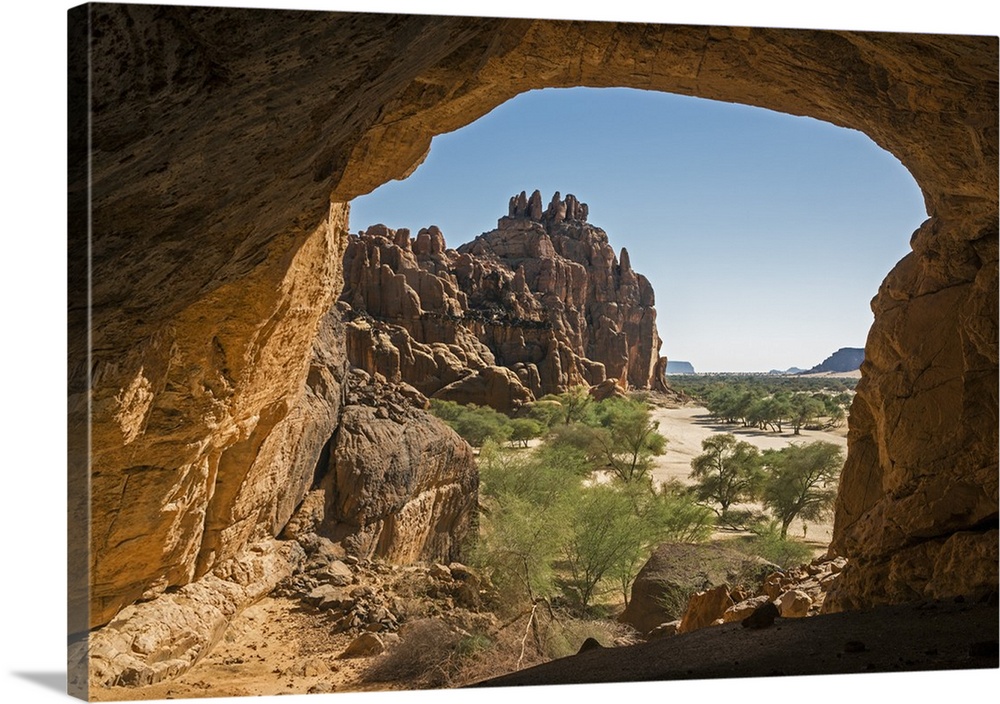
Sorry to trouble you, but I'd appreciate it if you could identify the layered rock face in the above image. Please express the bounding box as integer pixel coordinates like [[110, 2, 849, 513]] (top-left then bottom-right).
[[340, 191, 665, 411], [73, 6, 996, 679], [285, 369, 477, 564]]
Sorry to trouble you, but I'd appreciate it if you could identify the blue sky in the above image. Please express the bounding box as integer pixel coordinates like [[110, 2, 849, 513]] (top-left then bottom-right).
[[350, 87, 927, 372]]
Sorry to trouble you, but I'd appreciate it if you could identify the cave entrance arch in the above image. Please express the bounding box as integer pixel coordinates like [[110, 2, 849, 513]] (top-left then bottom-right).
[[77, 9, 996, 638], [323, 21, 997, 611]]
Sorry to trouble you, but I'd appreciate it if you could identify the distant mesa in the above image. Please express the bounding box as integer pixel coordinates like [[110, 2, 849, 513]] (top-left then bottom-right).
[[805, 347, 865, 374], [665, 360, 695, 374], [768, 366, 805, 375]]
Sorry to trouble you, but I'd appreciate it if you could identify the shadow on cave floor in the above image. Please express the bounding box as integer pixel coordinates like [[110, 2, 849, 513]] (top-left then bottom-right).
[[472, 600, 999, 688]]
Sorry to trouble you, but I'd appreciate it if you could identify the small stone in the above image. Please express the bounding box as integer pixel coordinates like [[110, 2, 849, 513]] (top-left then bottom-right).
[[338, 633, 385, 659], [776, 589, 812, 618], [741, 601, 780, 629], [646, 620, 680, 639]]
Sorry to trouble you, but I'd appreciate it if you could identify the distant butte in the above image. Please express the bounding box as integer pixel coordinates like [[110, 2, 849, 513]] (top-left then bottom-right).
[[338, 191, 669, 412]]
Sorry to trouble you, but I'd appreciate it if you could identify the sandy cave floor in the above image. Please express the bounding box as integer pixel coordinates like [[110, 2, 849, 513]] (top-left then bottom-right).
[[89, 597, 405, 700]]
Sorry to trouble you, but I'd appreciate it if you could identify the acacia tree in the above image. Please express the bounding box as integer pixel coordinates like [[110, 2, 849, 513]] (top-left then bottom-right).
[[508, 418, 544, 448], [552, 385, 594, 425], [761, 441, 843, 537], [789, 393, 826, 434], [689, 433, 765, 522], [471, 441, 575, 610], [563, 482, 714, 609], [590, 398, 667, 483]]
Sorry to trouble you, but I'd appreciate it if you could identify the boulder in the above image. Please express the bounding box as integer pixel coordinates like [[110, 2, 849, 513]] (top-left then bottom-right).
[[723, 595, 772, 623], [316, 383, 478, 564], [338, 633, 385, 659], [677, 585, 734, 634], [619, 542, 776, 635], [777, 589, 814, 618]]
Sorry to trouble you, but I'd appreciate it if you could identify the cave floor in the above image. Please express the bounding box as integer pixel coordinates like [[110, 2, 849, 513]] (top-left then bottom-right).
[[473, 600, 999, 688]]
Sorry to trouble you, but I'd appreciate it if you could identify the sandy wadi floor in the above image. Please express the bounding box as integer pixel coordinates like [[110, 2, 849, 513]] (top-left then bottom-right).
[[648, 404, 849, 549]]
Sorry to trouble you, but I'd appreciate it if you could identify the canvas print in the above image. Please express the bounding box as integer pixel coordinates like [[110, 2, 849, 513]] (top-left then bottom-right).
[[67, 2, 998, 701]]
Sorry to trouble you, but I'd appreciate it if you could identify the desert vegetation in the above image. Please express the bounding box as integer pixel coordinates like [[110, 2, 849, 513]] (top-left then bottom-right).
[[373, 386, 845, 684], [668, 374, 855, 434]]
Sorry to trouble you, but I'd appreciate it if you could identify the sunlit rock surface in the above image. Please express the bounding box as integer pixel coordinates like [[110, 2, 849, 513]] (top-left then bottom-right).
[[339, 191, 665, 410]]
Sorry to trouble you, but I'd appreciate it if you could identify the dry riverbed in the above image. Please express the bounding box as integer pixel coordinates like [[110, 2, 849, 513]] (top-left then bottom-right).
[[647, 402, 849, 550]]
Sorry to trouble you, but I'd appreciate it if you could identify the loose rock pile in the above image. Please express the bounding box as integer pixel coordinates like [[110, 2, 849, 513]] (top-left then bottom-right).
[[647, 554, 848, 638], [275, 532, 494, 661]]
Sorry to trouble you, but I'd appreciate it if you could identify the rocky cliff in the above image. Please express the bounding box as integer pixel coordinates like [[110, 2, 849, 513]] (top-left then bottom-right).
[[340, 191, 667, 412]]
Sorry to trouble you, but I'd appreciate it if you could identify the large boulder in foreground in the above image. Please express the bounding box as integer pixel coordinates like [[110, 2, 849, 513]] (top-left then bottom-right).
[[620, 543, 776, 635], [308, 371, 478, 564]]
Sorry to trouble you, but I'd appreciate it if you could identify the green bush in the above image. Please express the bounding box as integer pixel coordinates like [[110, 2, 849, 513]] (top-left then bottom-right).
[[741, 521, 813, 569], [429, 399, 512, 446]]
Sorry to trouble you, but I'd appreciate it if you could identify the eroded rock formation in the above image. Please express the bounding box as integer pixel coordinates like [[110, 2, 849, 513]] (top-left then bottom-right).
[[293, 369, 478, 564], [72, 6, 997, 693], [339, 191, 665, 411]]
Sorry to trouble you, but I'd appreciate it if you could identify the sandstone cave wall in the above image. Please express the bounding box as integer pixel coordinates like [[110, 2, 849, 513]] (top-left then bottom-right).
[[73, 4, 997, 636]]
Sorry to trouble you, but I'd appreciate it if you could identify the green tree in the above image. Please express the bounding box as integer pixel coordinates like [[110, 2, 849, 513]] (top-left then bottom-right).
[[589, 398, 667, 483], [543, 386, 594, 425], [429, 400, 511, 446], [508, 418, 544, 448], [789, 393, 826, 434], [562, 482, 714, 609], [472, 441, 575, 609], [562, 484, 643, 608], [688, 433, 765, 522], [761, 441, 843, 538]]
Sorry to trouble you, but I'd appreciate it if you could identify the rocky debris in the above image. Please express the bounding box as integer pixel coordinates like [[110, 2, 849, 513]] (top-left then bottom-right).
[[677, 585, 733, 634], [73, 539, 306, 690], [740, 600, 780, 629], [724, 595, 772, 624], [776, 589, 813, 618], [646, 621, 681, 639], [626, 550, 849, 639], [340, 194, 667, 412], [274, 536, 493, 644]]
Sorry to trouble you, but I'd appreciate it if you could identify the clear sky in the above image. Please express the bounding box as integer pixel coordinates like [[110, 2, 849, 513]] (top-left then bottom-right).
[[350, 87, 927, 372]]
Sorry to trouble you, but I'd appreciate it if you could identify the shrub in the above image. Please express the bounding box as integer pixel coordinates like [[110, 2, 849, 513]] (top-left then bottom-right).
[[741, 521, 813, 569], [363, 618, 461, 687], [429, 399, 512, 446]]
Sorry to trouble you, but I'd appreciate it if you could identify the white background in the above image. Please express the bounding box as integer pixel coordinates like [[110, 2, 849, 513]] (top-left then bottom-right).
[[1, 1, 996, 703]]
